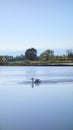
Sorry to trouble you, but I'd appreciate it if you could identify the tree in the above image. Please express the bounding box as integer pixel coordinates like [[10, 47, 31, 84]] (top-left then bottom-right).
[[39, 49, 54, 61], [66, 49, 73, 61], [0, 56, 6, 64], [25, 48, 37, 61]]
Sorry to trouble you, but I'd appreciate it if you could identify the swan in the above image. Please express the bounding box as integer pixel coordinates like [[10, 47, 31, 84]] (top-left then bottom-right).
[[31, 78, 41, 83]]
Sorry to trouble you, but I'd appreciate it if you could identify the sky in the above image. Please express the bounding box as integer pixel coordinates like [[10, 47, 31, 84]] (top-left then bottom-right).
[[0, 0, 73, 55]]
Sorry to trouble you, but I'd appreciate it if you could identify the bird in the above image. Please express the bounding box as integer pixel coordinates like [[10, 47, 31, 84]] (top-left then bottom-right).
[[31, 78, 41, 84]]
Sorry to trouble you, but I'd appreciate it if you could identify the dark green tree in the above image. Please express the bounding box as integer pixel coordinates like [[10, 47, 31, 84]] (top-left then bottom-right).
[[25, 48, 37, 61]]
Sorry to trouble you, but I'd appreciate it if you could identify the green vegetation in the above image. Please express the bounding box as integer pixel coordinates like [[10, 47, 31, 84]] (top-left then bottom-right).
[[25, 48, 37, 61], [0, 48, 73, 66]]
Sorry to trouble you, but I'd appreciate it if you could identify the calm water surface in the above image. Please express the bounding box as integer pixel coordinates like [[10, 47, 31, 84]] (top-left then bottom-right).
[[0, 66, 73, 130]]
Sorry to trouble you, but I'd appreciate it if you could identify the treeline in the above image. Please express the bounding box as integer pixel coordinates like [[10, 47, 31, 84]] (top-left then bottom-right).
[[0, 48, 73, 65]]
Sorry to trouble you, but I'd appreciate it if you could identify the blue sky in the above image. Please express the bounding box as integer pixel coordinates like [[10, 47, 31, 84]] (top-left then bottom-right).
[[0, 0, 73, 54]]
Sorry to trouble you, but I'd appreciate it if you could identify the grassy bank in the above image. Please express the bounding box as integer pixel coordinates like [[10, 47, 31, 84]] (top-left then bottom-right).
[[0, 61, 73, 66]]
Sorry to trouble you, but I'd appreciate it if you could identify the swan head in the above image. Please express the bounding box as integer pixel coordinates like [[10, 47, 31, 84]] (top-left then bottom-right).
[[31, 77, 34, 80]]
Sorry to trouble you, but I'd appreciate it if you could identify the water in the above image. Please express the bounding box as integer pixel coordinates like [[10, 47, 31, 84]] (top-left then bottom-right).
[[0, 66, 73, 130]]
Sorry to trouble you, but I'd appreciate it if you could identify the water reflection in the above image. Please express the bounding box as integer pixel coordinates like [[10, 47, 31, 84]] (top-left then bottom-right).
[[19, 78, 73, 87], [31, 81, 41, 88]]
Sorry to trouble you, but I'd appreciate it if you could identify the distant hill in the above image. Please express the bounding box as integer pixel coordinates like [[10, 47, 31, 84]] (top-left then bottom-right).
[[0, 49, 25, 56]]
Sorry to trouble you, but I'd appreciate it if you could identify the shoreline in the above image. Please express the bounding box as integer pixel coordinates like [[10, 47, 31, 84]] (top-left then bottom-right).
[[0, 62, 73, 66]]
